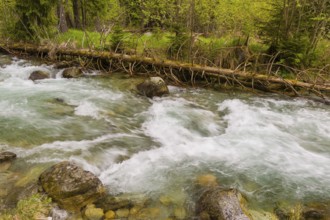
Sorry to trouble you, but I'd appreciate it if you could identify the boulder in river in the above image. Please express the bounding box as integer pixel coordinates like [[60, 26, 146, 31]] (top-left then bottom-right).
[[136, 77, 169, 98], [28, 70, 50, 81], [0, 151, 17, 163], [62, 67, 83, 78], [39, 161, 105, 211], [196, 187, 250, 220]]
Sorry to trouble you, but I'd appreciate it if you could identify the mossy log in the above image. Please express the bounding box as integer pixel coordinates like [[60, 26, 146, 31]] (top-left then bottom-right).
[[1, 43, 329, 100]]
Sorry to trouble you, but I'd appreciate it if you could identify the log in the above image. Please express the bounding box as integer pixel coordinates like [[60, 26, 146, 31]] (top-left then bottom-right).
[[1, 43, 329, 100]]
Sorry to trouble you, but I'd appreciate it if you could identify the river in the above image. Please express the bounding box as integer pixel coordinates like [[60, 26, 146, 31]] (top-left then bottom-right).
[[0, 54, 330, 217]]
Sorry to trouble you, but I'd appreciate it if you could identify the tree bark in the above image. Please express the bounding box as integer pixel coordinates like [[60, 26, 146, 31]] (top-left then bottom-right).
[[72, 0, 81, 29], [57, 0, 68, 33]]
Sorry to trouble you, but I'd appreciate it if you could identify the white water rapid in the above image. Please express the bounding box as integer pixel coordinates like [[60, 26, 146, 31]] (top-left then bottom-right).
[[0, 54, 330, 214]]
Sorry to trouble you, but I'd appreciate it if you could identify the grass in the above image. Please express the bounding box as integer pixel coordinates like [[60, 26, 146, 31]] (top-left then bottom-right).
[[0, 193, 52, 220]]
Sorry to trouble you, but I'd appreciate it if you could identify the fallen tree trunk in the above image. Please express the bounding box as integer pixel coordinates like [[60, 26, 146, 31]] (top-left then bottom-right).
[[1, 43, 329, 100]]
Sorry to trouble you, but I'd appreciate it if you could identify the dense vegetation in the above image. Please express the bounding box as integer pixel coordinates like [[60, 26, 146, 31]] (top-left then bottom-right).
[[0, 0, 329, 78]]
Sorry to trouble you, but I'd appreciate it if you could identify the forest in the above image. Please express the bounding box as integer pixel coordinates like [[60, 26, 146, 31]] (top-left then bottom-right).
[[0, 0, 329, 88]]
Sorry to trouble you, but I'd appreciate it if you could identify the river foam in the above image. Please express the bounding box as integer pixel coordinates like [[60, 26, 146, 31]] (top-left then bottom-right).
[[1, 56, 330, 208]]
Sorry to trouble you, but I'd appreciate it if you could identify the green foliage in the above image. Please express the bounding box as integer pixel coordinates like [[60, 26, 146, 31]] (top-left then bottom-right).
[[262, 0, 329, 68], [110, 26, 126, 52], [0, 193, 52, 220], [14, 0, 57, 41], [167, 27, 190, 60], [55, 29, 102, 48], [0, 0, 17, 38]]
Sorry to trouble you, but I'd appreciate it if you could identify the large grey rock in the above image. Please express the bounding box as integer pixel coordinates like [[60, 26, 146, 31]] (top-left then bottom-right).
[[196, 187, 250, 220], [0, 151, 17, 163], [62, 67, 83, 78], [28, 70, 50, 81], [136, 77, 169, 98], [39, 161, 105, 211]]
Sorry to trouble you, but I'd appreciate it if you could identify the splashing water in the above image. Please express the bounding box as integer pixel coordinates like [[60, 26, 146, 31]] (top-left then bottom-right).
[[0, 54, 330, 212]]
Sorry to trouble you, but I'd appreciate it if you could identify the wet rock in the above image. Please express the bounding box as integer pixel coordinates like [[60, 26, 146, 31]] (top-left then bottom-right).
[[62, 67, 83, 78], [83, 204, 104, 220], [0, 151, 16, 163], [29, 70, 50, 81], [104, 210, 116, 219], [39, 161, 105, 211], [196, 187, 250, 220], [116, 208, 130, 218], [136, 77, 169, 98], [196, 174, 219, 188], [94, 194, 132, 212]]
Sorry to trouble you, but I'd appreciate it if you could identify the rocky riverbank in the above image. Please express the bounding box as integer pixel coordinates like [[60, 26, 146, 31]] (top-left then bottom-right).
[[1, 152, 329, 220]]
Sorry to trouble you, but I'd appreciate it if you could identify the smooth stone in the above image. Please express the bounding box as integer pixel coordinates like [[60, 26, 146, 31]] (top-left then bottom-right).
[[116, 208, 130, 218], [196, 174, 219, 188], [84, 204, 104, 220], [62, 67, 83, 78], [104, 210, 116, 219], [28, 70, 50, 81], [136, 76, 169, 98]]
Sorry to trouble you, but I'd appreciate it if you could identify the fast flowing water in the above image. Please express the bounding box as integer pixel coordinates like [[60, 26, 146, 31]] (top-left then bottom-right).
[[0, 54, 330, 215]]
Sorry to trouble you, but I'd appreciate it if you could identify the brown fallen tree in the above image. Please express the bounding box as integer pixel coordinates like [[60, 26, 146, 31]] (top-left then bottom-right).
[[0, 43, 329, 102]]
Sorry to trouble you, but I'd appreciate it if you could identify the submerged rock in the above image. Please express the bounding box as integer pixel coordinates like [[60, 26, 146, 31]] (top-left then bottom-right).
[[83, 204, 104, 220], [39, 161, 105, 211], [0, 151, 17, 163], [62, 67, 83, 78], [136, 77, 169, 98], [196, 187, 250, 220], [29, 70, 50, 81]]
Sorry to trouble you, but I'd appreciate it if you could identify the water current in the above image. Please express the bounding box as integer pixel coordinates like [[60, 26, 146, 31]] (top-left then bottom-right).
[[0, 54, 329, 215]]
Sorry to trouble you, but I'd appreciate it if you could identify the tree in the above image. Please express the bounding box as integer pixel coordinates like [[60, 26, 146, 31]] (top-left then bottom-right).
[[57, 0, 68, 33], [262, 0, 330, 67], [14, 0, 57, 41]]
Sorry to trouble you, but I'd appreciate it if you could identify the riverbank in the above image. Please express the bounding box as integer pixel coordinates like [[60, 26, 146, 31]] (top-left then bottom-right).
[[1, 42, 329, 104]]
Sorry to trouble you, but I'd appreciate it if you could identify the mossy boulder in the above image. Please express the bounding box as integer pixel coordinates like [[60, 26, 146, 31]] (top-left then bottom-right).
[[62, 67, 83, 78], [136, 77, 169, 98], [196, 187, 250, 220], [29, 70, 50, 81], [39, 161, 105, 211], [0, 151, 16, 163]]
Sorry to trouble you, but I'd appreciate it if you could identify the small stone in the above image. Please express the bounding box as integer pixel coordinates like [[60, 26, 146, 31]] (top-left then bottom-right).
[[196, 174, 218, 187], [104, 210, 116, 219], [0, 152, 16, 163], [116, 208, 130, 218], [84, 205, 104, 220]]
